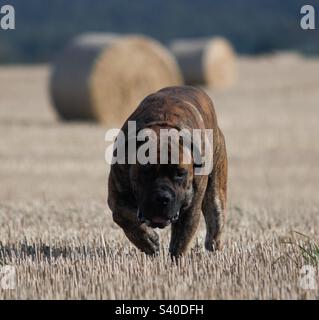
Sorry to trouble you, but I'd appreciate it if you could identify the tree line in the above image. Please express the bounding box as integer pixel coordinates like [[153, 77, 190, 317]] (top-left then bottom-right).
[[0, 0, 318, 63]]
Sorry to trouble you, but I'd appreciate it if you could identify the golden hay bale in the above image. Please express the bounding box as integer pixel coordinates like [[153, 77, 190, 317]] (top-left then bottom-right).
[[170, 37, 237, 89], [50, 33, 182, 126]]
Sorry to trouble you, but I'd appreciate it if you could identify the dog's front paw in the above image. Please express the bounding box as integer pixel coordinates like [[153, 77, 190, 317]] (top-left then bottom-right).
[[125, 226, 159, 255], [205, 239, 222, 252]]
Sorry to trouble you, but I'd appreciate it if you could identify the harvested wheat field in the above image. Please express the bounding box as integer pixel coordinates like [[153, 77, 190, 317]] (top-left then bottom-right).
[[0, 54, 319, 299]]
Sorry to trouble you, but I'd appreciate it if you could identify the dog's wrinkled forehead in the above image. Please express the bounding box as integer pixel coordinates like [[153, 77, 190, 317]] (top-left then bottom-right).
[[134, 125, 193, 165]]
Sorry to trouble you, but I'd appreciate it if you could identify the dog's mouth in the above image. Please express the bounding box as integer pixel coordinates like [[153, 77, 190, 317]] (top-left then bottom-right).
[[145, 218, 170, 229], [137, 209, 180, 229]]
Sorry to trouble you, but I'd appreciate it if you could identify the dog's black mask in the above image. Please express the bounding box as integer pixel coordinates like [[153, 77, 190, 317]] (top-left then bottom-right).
[[130, 163, 194, 229]]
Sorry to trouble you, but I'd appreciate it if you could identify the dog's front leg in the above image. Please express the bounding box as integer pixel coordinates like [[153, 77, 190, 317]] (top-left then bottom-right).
[[111, 204, 160, 255], [169, 177, 208, 257], [169, 205, 201, 257]]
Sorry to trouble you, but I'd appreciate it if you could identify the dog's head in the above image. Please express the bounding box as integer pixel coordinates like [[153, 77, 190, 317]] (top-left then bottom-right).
[[129, 126, 195, 229]]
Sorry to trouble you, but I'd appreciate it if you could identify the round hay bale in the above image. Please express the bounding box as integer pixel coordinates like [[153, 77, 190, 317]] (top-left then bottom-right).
[[170, 37, 237, 89], [50, 33, 182, 126]]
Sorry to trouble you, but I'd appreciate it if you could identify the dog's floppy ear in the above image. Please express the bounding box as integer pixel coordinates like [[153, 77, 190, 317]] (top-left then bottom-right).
[[192, 142, 206, 168], [192, 129, 214, 175], [179, 130, 205, 168]]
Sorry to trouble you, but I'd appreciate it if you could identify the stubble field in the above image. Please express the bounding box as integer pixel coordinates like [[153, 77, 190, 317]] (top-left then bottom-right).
[[0, 54, 318, 299]]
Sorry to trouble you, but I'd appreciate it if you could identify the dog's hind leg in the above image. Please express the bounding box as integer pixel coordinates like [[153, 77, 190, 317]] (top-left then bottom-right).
[[202, 128, 227, 251]]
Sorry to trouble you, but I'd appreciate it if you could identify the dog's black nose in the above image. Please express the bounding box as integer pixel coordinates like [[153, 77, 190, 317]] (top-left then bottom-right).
[[156, 193, 172, 207]]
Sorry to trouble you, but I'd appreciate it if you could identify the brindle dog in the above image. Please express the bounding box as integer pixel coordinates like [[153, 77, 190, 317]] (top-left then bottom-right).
[[108, 86, 227, 256]]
